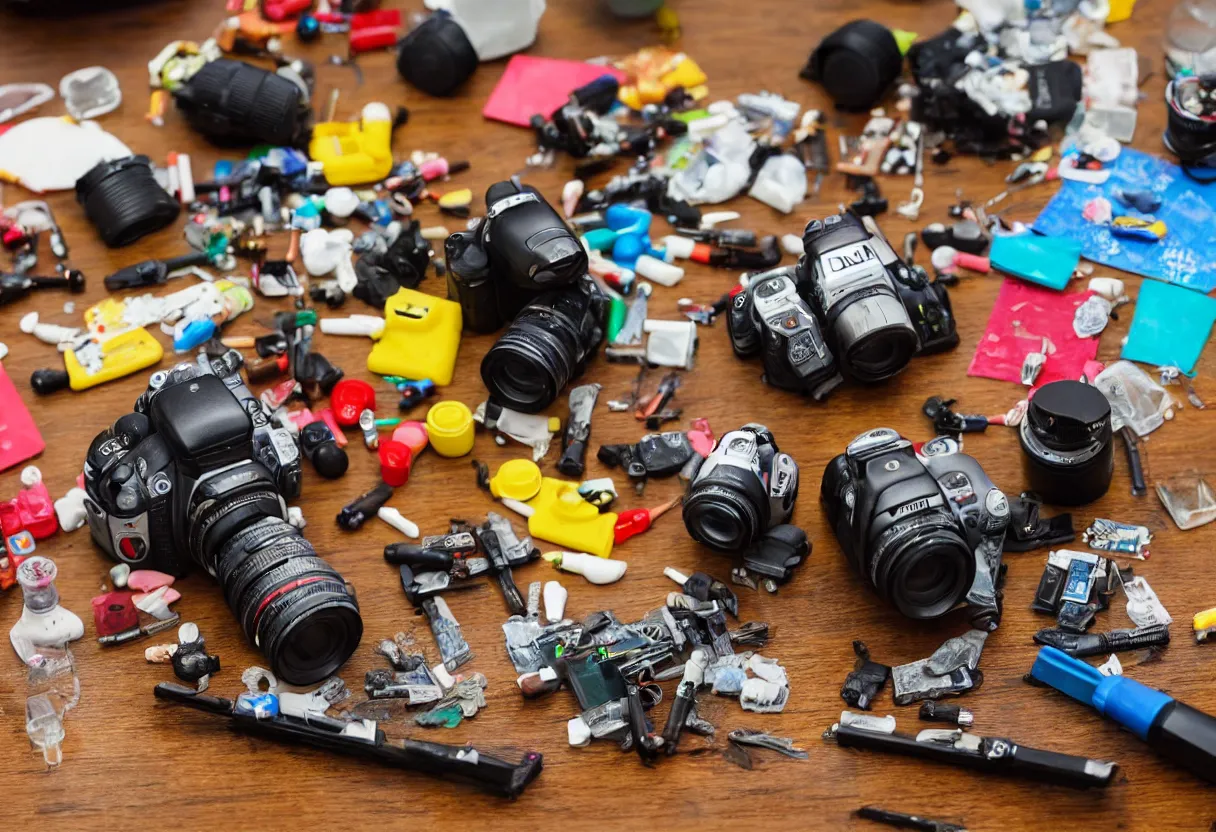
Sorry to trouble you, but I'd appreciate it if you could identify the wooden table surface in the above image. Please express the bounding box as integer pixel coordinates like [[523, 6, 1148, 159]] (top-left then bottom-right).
[[3, 1, 1214, 829]]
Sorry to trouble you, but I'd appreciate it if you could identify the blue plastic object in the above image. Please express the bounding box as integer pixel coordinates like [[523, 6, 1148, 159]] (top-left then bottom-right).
[[1035, 147, 1216, 293], [989, 232, 1082, 290], [1122, 279, 1216, 374], [174, 318, 217, 352], [1030, 646, 1172, 740], [601, 203, 664, 267]]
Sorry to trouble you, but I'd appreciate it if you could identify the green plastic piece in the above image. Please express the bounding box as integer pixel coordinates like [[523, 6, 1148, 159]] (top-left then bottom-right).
[[415, 703, 463, 728], [892, 29, 918, 55], [606, 296, 628, 342]]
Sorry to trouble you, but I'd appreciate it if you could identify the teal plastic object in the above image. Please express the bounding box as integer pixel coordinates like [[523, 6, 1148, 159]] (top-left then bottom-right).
[[1122, 279, 1216, 374], [582, 227, 619, 252], [989, 233, 1082, 290]]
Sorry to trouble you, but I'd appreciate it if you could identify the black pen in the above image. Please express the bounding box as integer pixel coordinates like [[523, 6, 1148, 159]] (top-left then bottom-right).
[[826, 721, 1117, 789]]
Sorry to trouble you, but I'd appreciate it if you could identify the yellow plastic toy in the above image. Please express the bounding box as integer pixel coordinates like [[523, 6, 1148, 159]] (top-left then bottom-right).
[[367, 287, 463, 386], [1194, 607, 1216, 643], [64, 328, 164, 391], [309, 102, 394, 186], [425, 401, 476, 458], [489, 460, 617, 557], [617, 50, 707, 111]]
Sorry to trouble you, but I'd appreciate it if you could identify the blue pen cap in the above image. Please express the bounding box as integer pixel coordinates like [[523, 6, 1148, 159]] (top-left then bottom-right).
[[1093, 675, 1173, 741], [1032, 646, 1172, 741]]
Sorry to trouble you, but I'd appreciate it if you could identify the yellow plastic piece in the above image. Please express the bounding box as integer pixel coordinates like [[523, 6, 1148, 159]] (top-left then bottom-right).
[[64, 328, 164, 391], [367, 287, 463, 385], [1194, 607, 1216, 634], [528, 477, 617, 557], [425, 401, 476, 458], [437, 188, 472, 209], [1107, 0, 1135, 22], [1031, 146, 1054, 163], [489, 459, 543, 501], [488, 461, 617, 556], [308, 102, 394, 186], [660, 55, 706, 91]]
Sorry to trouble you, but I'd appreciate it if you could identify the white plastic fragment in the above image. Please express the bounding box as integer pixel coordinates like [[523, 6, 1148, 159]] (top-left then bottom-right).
[[781, 234, 803, 256], [747, 654, 788, 686], [634, 254, 684, 287], [643, 319, 697, 369], [378, 506, 420, 539], [1098, 654, 1124, 677], [739, 678, 790, 713], [319, 315, 385, 337], [543, 581, 568, 624], [110, 564, 131, 589], [544, 551, 627, 585], [20, 466, 42, 488], [53, 488, 89, 533], [567, 716, 592, 747], [287, 506, 306, 530], [839, 710, 897, 733], [431, 662, 456, 690]]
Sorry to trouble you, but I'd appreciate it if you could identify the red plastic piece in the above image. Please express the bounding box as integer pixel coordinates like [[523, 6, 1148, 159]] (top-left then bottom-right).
[[0, 362, 45, 475], [317, 408, 347, 448], [0, 479, 57, 540], [262, 0, 313, 22], [92, 591, 138, 636], [349, 25, 399, 53], [967, 279, 1099, 389], [330, 379, 376, 427], [687, 418, 715, 458], [350, 9, 400, 28], [612, 496, 682, 544], [378, 440, 412, 487], [483, 55, 627, 128]]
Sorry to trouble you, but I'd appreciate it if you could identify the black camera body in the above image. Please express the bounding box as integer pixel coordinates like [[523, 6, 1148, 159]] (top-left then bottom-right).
[[729, 213, 958, 400], [822, 428, 1009, 629], [447, 180, 606, 413], [82, 354, 361, 684], [683, 424, 799, 553]]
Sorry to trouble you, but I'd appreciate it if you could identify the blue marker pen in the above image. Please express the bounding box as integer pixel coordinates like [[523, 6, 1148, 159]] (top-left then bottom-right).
[[1030, 646, 1216, 784]]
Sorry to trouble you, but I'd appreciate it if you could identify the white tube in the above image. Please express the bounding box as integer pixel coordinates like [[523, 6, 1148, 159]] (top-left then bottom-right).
[[662, 235, 696, 259], [319, 315, 385, 337], [635, 255, 684, 287]]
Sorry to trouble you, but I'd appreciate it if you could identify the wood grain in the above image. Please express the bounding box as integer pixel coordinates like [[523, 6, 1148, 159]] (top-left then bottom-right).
[[2, 1, 1214, 829]]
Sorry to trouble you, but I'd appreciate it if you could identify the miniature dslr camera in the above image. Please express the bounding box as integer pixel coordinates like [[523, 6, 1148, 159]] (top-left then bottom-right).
[[728, 212, 958, 400], [683, 424, 799, 553], [821, 429, 1009, 629], [82, 353, 362, 685], [446, 179, 606, 413]]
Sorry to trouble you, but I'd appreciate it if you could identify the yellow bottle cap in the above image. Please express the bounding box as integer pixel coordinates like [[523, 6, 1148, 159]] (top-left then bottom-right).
[[425, 401, 475, 458], [489, 459, 543, 502]]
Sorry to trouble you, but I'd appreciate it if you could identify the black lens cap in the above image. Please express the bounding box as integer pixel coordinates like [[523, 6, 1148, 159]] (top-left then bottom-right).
[[801, 20, 903, 112], [1027, 380, 1111, 450], [396, 15, 479, 97]]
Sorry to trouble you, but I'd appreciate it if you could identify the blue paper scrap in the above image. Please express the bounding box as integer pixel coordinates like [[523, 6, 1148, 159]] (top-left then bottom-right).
[[1034, 148, 1216, 293], [1121, 279, 1216, 374]]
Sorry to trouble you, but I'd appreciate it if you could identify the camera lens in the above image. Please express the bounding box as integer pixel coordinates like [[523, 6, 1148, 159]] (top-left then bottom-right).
[[833, 292, 920, 382], [1018, 379, 1114, 506], [481, 286, 602, 413], [191, 479, 361, 685], [683, 477, 767, 552], [869, 515, 974, 619]]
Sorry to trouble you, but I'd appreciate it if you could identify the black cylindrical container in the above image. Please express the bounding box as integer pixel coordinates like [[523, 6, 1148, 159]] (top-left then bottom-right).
[[396, 14, 479, 97], [1019, 380, 1114, 506], [173, 59, 310, 146], [75, 156, 180, 248]]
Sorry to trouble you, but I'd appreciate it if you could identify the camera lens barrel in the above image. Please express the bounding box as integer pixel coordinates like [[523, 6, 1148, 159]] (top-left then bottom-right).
[[481, 285, 603, 413], [1018, 379, 1114, 506], [867, 515, 975, 620], [75, 155, 181, 248], [173, 58, 310, 146]]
